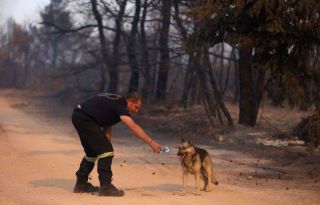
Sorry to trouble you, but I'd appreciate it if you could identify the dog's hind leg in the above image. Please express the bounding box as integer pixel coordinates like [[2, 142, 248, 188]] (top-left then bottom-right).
[[200, 168, 208, 191], [204, 165, 212, 192], [194, 172, 201, 195], [211, 164, 219, 185]]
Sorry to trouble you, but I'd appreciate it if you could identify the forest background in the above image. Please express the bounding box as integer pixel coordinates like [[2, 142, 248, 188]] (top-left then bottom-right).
[[0, 0, 320, 150]]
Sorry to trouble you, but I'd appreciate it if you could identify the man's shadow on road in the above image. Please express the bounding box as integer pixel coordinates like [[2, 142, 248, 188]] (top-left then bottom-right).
[[30, 180, 183, 194], [29, 178, 75, 192]]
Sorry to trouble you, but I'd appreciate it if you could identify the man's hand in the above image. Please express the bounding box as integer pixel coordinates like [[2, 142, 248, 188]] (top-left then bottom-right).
[[149, 139, 162, 153]]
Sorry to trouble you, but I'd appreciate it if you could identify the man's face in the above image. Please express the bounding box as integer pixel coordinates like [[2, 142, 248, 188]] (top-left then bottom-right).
[[127, 100, 142, 115]]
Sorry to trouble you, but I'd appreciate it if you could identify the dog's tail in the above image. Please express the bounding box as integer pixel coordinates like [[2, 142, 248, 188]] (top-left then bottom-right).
[[211, 165, 219, 185]]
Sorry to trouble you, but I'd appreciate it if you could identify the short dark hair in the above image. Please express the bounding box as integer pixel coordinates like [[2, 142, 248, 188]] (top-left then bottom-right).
[[126, 92, 142, 103]]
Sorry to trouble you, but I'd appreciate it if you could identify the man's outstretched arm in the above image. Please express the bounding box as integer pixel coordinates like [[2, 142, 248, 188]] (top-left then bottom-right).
[[120, 115, 162, 153]]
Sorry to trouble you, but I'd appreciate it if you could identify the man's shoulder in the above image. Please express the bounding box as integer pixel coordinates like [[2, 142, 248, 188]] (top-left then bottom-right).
[[98, 93, 122, 100], [96, 93, 127, 106]]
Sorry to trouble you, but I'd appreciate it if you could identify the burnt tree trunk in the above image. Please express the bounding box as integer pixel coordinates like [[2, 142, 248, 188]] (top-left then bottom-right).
[[140, 0, 152, 100], [109, 0, 127, 93], [195, 52, 217, 124], [238, 45, 256, 126], [255, 68, 266, 114], [90, 0, 107, 92], [233, 48, 239, 104], [219, 44, 224, 90], [221, 47, 234, 95], [173, 0, 195, 107], [127, 0, 141, 93], [155, 0, 172, 100], [180, 54, 196, 108], [203, 48, 233, 126]]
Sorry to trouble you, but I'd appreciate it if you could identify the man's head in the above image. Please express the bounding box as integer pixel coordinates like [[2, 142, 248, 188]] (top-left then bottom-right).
[[126, 92, 142, 115]]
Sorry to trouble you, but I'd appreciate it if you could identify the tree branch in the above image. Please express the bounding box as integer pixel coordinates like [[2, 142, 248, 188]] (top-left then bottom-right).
[[39, 21, 117, 33]]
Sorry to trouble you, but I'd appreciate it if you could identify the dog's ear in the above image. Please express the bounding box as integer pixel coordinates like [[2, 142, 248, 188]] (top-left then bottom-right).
[[187, 140, 193, 146], [181, 137, 185, 143]]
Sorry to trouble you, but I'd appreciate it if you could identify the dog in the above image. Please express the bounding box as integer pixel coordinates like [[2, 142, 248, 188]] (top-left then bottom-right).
[[177, 139, 218, 195]]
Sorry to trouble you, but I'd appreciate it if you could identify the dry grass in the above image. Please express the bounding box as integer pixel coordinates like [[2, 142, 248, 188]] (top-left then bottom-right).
[[138, 101, 313, 148]]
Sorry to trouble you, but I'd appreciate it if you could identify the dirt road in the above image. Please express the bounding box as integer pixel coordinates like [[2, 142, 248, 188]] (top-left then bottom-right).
[[0, 90, 319, 205]]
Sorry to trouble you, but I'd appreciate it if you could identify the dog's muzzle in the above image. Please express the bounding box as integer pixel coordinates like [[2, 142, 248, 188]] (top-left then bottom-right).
[[177, 151, 187, 159]]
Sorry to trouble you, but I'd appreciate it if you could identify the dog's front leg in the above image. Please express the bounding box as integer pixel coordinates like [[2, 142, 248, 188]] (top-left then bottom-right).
[[180, 171, 188, 196], [194, 172, 201, 195]]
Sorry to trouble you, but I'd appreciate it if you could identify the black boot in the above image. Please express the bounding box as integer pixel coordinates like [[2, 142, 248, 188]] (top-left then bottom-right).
[[98, 157, 124, 197], [74, 157, 99, 193], [99, 183, 125, 197], [74, 181, 99, 193]]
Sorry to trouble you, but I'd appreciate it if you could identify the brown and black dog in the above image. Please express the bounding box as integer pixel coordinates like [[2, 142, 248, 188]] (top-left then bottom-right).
[[177, 139, 218, 195]]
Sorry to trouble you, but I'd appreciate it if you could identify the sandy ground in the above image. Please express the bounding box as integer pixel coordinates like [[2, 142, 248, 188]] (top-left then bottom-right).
[[0, 89, 319, 205]]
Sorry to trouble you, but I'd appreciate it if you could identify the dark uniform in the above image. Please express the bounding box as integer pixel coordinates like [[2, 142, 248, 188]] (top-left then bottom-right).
[[72, 93, 129, 196]]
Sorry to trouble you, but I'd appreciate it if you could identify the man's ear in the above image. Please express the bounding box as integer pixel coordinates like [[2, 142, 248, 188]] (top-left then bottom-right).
[[127, 100, 133, 106]]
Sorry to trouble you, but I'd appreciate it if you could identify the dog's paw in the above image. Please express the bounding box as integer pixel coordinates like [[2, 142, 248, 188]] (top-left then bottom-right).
[[201, 186, 212, 192], [205, 187, 212, 192], [194, 191, 201, 196], [178, 189, 186, 196]]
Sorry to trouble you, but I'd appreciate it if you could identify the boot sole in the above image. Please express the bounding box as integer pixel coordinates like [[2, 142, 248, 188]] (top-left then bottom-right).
[[98, 192, 125, 197], [74, 188, 99, 193]]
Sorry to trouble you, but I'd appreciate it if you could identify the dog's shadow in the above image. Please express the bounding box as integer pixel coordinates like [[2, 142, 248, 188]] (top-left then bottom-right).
[[29, 178, 74, 192], [141, 183, 182, 192], [140, 184, 200, 196]]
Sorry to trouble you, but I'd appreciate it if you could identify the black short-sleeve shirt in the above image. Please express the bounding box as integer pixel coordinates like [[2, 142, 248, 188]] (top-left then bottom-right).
[[79, 93, 131, 127]]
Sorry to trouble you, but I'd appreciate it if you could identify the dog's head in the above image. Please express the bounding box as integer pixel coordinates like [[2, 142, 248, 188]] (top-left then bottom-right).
[[177, 139, 195, 160]]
